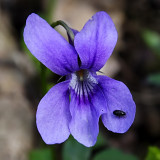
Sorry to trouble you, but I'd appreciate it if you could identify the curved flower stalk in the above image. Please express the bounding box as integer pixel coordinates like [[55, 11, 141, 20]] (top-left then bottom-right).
[[23, 11, 136, 147]]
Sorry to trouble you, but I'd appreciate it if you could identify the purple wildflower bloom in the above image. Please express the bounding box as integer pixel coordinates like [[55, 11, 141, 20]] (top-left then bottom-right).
[[23, 11, 136, 147]]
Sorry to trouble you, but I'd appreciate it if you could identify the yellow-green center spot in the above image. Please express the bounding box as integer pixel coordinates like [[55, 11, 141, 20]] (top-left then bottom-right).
[[76, 70, 84, 81]]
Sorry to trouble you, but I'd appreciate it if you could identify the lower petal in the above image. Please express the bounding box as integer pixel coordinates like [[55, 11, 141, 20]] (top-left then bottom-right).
[[69, 93, 99, 147], [97, 76, 136, 133], [69, 73, 107, 147], [36, 81, 71, 144]]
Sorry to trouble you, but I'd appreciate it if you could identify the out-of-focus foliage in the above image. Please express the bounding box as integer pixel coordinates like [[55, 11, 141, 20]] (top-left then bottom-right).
[[147, 73, 160, 86], [62, 136, 91, 160], [142, 30, 160, 58], [29, 148, 54, 160], [62, 133, 108, 160], [92, 133, 107, 149], [142, 30, 160, 86], [145, 146, 160, 160], [93, 148, 138, 160]]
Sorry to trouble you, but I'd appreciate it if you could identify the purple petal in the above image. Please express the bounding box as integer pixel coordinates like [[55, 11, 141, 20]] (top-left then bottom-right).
[[36, 81, 71, 144], [71, 28, 79, 35], [74, 11, 118, 71], [69, 75, 107, 147], [97, 76, 136, 133], [24, 13, 79, 75]]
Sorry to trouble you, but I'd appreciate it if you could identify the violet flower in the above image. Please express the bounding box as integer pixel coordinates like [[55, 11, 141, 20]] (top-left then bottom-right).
[[24, 11, 136, 147]]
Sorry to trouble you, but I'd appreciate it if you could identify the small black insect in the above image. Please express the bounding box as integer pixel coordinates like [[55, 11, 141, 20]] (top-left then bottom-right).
[[113, 110, 126, 117]]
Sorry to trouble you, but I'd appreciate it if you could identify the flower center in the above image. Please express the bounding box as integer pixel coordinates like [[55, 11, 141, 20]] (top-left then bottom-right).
[[69, 70, 98, 98], [76, 70, 85, 81]]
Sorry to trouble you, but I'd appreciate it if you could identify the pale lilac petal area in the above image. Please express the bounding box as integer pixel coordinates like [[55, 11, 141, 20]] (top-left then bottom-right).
[[97, 76, 136, 133], [74, 11, 118, 71], [69, 83, 107, 147], [36, 81, 71, 144], [69, 92, 98, 147], [23, 13, 79, 75]]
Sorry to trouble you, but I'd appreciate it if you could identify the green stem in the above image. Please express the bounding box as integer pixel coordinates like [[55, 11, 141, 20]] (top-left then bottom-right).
[[51, 20, 75, 44]]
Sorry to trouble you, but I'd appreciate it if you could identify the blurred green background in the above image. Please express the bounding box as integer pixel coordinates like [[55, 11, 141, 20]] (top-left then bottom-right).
[[0, 0, 160, 160]]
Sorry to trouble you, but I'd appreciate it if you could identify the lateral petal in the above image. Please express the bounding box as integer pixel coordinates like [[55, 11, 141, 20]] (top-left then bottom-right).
[[74, 11, 118, 71], [36, 81, 71, 144], [97, 76, 136, 133], [24, 13, 79, 75]]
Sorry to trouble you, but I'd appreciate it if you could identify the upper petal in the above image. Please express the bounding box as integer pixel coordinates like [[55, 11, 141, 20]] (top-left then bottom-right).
[[36, 81, 71, 144], [69, 72, 107, 147], [24, 13, 79, 75], [97, 76, 136, 133], [74, 11, 118, 71]]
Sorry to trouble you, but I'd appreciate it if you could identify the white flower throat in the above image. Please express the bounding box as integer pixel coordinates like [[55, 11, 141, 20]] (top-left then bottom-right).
[[70, 70, 98, 97]]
